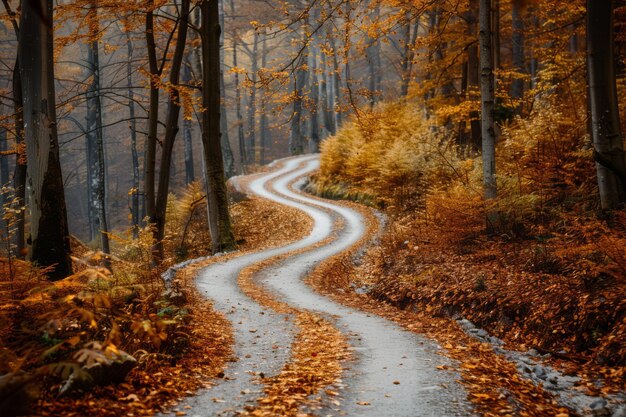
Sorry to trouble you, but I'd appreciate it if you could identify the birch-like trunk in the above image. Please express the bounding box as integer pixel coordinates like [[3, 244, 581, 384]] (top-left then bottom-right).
[[259, 32, 268, 164], [245, 31, 259, 165], [479, 0, 497, 206], [218, 0, 235, 178], [86, 0, 110, 259]]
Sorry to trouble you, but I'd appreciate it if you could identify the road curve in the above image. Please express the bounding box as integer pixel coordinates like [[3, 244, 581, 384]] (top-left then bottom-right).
[[165, 155, 474, 417]]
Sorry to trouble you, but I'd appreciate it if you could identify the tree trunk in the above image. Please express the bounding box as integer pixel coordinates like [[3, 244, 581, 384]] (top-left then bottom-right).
[[510, 0, 525, 109], [587, 0, 626, 209], [289, 49, 309, 155], [153, 0, 190, 260], [228, 0, 246, 173], [11, 59, 26, 258], [259, 32, 268, 164], [125, 31, 140, 239], [18, 0, 72, 279], [182, 62, 195, 185], [319, 46, 334, 136], [400, 17, 419, 98], [366, 3, 382, 107], [479, 0, 497, 206], [86, 0, 110, 260], [330, 36, 342, 130], [200, 0, 235, 252], [0, 123, 8, 234], [309, 51, 321, 152], [144, 0, 159, 228], [468, 0, 482, 150], [218, 0, 235, 178], [245, 31, 259, 165]]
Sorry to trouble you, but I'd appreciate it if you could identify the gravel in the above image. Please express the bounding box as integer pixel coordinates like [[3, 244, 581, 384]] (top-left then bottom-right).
[[162, 155, 475, 417]]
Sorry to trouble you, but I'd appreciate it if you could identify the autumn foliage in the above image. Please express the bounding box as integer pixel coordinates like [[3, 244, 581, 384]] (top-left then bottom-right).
[[312, 88, 626, 382]]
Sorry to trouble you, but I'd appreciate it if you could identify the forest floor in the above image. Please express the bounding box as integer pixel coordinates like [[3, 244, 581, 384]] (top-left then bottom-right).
[[7, 155, 624, 417], [161, 155, 622, 417]]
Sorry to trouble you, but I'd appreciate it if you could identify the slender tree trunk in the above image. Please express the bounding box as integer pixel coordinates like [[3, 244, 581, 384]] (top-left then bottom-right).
[[290, 45, 309, 155], [479, 0, 497, 208], [587, 0, 626, 209], [153, 0, 190, 260], [11, 59, 25, 258], [492, 0, 500, 73], [468, 0, 482, 149], [86, 0, 110, 259], [182, 62, 195, 185], [125, 31, 140, 238], [245, 31, 259, 165], [366, 3, 382, 107], [144, 0, 159, 227], [0, 124, 8, 233], [510, 0, 525, 110], [2, 0, 25, 257], [259, 32, 268, 164], [309, 42, 321, 152], [330, 36, 342, 130], [200, 0, 235, 252], [319, 47, 334, 136], [229, 3, 246, 173], [19, 0, 72, 279], [218, 0, 235, 178], [400, 17, 419, 98]]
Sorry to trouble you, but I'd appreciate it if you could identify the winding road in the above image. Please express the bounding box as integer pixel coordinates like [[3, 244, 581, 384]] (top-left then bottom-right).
[[165, 155, 474, 417]]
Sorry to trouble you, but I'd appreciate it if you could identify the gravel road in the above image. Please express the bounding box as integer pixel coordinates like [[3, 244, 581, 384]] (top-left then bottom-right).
[[164, 155, 474, 417]]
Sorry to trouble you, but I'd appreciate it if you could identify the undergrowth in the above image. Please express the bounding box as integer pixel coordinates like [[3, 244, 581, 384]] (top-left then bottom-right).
[[314, 94, 626, 376]]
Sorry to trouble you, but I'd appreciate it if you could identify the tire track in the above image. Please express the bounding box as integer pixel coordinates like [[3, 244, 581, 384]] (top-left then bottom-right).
[[164, 155, 474, 417]]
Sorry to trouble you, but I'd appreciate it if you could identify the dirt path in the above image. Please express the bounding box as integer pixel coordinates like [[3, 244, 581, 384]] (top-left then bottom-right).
[[164, 155, 474, 417]]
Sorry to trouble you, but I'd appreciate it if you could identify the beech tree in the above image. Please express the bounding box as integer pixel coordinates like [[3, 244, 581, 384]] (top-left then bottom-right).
[[587, 0, 626, 210], [18, 0, 72, 279], [201, 0, 235, 252], [479, 0, 497, 205]]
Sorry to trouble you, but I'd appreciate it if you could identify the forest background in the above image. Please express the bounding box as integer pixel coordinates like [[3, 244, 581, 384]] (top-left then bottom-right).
[[1, 0, 626, 415]]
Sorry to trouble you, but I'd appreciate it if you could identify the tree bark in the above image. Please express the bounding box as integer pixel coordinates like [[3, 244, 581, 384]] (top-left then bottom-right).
[[309, 43, 321, 152], [19, 0, 72, 279], [200, 0, 235, 252], [259, 32, 268, 164], [245, 31, 259, 165], [467, 0, 482, 149], [366, 3, 382, 107], [400, 17, 419, 98], [587, 0, 626, 209], [479, 0, 497, 205], [218, 0, 235, 178], [86, 0, 110, 260], [144, 0, 159, 228], [11, 58, 26, 258], [125, 30, 140, 238], [153, 0, 190, 260], [182, 62, 195, 185], [289, 51, 308, 155], [510, 0, 525, 110]]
